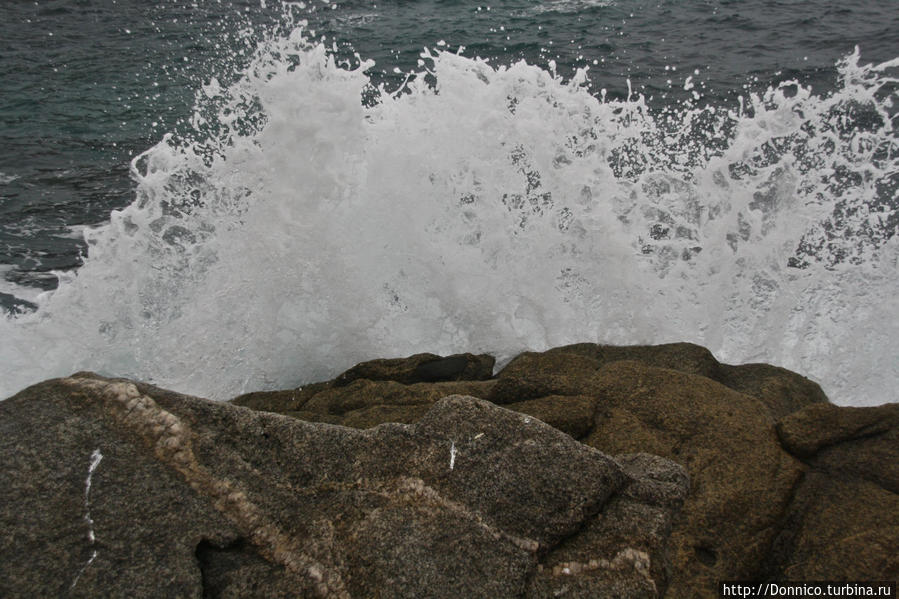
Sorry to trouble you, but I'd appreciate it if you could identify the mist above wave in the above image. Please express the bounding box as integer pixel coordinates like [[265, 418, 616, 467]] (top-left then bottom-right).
[[1, 26, 896, 405]]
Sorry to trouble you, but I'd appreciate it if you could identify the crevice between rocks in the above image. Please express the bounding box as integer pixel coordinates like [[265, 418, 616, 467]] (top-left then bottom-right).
[[755, 467, 809, 581], [196, 537, 246, 599]]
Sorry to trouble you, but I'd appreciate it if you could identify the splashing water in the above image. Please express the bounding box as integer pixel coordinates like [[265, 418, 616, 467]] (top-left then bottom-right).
[[1, 28, 897, 405]]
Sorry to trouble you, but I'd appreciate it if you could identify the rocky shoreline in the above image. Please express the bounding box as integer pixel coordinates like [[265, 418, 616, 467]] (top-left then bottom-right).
[[2, 343, 897, 597]]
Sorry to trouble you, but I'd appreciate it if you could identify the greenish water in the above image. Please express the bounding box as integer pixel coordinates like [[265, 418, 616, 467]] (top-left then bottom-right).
[[0, 0, 896, 405]]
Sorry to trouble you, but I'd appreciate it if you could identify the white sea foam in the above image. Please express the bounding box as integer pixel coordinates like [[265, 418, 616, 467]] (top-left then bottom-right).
[[0, 29, 896, 406], [56, 224, 92, 240], [518, 0, 614, 16], [0, 265, 44, 306]]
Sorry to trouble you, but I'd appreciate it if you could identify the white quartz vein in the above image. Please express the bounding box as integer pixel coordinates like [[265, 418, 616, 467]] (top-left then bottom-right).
[[70, 448, 103, 590]]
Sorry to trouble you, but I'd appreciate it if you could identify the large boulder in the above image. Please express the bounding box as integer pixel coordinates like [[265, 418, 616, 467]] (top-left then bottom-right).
[[504, 343, 828, 419], [581, 360, 807, 597], [529, 452, 690, 598], [233, 344, 827, 434], [0, 374, 687, 598], [7, 342, 892, 598], [232, 343, 875, 599], [766, 403, 899, 579]]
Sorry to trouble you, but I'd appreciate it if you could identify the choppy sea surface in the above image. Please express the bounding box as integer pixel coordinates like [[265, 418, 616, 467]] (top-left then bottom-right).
[[1, 0, 897, 404]]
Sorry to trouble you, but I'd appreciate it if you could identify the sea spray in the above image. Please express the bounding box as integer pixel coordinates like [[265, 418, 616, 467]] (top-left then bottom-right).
[[1, 28, 896, 405]]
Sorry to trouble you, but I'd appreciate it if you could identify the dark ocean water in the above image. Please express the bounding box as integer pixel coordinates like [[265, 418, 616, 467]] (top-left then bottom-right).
[[0, 0, 897, 403], [1, 0, 894, 296]]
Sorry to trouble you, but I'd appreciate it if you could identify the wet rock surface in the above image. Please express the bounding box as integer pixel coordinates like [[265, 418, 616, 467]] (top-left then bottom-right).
[[233, 343, 895, 596], [2, 343, 895, 597], [1, 367, 684, 598], [767, 402, 899, 579]]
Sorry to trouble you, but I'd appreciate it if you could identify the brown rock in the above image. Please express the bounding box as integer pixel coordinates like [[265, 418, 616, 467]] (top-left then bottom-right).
[[301, 379, 494, 416], [223, 343, 851, 597], [505, 394, 598, 439], [582, 360, 805, 597], [332, 352, 495, 386], [766, 403, 899, 580], [545, 343, 827, 419], [7, 342, 893, 598], [233, 343, 825, 430], [546, 342, 721, 378], [776, 402, 899, 460], [339, 403, 433, 428], [232, 380, 331, 413], [234, 378, 495, 429], [489, 343, 825, 419], [713, 362, 829, 420], [488, 351, 604, 403], [764, 473, 899, 581]]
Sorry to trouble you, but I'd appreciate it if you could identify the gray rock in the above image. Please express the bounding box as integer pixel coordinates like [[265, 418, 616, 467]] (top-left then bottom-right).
[[0, 374, 685, 598], [528, 453, 689, 598]]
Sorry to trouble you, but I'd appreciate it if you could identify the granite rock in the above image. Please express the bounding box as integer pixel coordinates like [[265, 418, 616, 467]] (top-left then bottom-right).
[[231, 342, 890, 599], [0, 374, 685, 598], [4, 342, 893, 598], [766, 402, 899, 580]]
